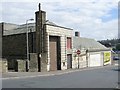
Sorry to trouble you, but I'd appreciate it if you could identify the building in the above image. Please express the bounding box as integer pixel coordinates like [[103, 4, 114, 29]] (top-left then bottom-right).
[[0, 4, 112, 72], [1, 19, 73, 72], [72, 32, 112, 69], [0, 5, 73, 72]]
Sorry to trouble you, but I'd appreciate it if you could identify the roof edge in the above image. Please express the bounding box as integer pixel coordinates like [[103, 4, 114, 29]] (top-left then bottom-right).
[[45, 24, 73, 30]]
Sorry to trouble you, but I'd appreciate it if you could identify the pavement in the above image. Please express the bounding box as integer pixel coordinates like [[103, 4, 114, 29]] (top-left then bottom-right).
[[1, 65, 118, 80]]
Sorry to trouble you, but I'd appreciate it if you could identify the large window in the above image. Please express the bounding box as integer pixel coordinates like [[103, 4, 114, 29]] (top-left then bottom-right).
[[67, 37, 72, 49]]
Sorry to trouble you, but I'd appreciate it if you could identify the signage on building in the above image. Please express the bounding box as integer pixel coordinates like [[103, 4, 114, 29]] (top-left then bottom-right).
[[104, 52, 111, 65]]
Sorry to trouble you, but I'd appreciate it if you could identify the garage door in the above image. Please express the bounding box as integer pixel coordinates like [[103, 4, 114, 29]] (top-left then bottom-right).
[[89, 54, 101, 67], [49, 37, 57, 71]]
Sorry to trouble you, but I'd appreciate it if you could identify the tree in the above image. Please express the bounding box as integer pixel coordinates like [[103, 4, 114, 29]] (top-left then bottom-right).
[[116, 44, 120, 51]]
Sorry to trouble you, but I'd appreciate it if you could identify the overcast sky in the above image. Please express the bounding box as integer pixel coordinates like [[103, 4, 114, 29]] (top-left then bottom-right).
[[0, 0, 119, 40]]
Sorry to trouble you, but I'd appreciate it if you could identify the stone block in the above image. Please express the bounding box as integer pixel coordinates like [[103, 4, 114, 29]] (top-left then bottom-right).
[[0, 59, 8, 73], [41, 53, 47, 72], [15, 60, 26, 72]]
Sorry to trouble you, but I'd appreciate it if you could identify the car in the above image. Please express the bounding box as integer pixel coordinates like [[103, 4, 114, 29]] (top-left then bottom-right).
[[113, 56, 120, 60], [112, 50, 120, 53]]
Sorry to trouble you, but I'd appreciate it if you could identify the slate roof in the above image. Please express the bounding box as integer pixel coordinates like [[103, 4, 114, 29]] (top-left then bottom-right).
[[3, 20, 72, 35], [3, 23, 35, 35], [73, 36, 110, 51]]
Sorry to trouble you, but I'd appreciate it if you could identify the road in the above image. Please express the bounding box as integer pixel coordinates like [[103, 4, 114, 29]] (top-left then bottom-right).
[[2, 65, 119, 88]]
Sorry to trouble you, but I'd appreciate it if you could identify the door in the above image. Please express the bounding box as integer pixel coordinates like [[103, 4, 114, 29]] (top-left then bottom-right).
[[49, 36, 61, 71], [89, 53, 101, 67], [67, 54, 72, 69]]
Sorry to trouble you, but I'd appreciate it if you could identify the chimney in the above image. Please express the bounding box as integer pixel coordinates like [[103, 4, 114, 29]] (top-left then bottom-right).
[[75, 31, 80, 37]]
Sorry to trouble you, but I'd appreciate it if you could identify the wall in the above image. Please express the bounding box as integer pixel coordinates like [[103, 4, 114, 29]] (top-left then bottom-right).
[[2, 32, 36, 59], [72, 50, 87, 69], [2, 32, 36, 71], [72, 49, 112, 68]]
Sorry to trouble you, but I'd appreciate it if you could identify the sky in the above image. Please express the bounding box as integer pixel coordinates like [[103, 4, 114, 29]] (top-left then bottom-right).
[[0, 0, 119, 40]]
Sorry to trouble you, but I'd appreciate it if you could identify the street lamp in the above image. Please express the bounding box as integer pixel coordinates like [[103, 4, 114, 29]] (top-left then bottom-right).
[[26, 18, 34, 72]]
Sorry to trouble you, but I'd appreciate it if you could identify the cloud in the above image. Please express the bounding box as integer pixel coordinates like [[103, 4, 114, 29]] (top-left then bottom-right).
[[1, 1, 119, 40], [41, 2, 118, 40], [2, 2, 37, 24]]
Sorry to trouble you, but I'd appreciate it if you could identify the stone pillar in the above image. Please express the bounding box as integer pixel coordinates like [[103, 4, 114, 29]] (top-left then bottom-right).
[[0, 59, 8, 73], [29, 53, 38, 72], [35, 5, 47, 72], [15, 60, 26, 72]]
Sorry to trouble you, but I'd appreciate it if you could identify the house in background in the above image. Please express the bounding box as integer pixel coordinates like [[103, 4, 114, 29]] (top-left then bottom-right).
[[72, 32, 112, 69]]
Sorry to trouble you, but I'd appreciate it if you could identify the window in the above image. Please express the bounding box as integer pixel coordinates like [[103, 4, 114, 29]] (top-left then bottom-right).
[[67, 37, 72, 49]]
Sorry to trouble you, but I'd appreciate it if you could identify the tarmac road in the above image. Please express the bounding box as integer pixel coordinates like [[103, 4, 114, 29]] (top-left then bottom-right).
[[2, 65, 119, 88]]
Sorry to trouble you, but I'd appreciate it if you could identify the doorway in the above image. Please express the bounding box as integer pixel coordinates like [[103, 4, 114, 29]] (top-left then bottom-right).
[[67, 54, 72, 69], [49, 36, 61, 71]]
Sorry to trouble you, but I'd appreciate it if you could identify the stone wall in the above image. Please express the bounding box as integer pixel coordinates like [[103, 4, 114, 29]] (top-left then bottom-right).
[[2, 32, 36, 72], [2, 32, 36, 59], [0, 59, 8, 73]]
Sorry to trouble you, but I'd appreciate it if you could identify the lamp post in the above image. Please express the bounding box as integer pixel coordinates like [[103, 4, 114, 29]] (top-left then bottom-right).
[[26, 18, 34, 72]]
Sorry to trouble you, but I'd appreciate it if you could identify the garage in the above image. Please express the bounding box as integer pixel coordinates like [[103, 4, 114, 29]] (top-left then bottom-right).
[[89, 53, 102, 67]]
